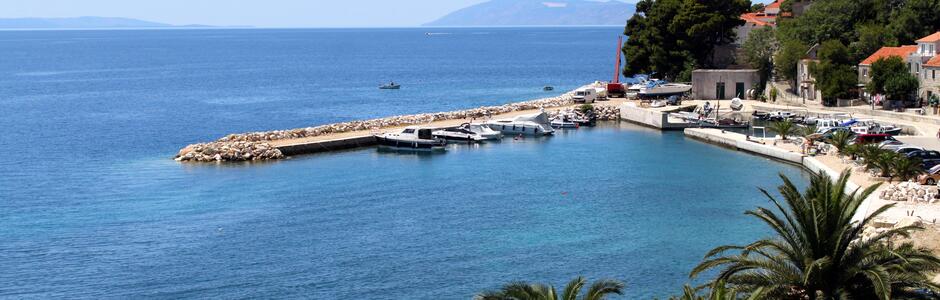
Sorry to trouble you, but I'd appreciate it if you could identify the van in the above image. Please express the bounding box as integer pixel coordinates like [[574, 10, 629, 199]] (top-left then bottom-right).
[[573, 88, 596, 103]]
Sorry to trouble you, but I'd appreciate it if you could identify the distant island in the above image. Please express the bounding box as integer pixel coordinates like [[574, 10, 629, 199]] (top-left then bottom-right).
[[0, 17, 211, 29], [424, 0, 636, 27]]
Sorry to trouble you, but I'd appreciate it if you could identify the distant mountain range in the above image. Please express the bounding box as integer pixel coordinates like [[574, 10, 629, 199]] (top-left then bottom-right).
[[424, 0, 636, 27], [0, 17, 210, 29]]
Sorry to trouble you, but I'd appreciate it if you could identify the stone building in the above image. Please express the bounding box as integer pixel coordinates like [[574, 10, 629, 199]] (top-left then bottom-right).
[[691, 69, 760, 100]]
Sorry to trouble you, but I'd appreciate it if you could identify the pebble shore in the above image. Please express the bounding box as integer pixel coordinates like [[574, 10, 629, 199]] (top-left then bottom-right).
[[176, 91, 627, 162]]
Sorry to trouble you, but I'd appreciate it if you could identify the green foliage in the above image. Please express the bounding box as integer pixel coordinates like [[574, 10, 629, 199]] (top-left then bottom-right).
[[809, 40, 857, 104], [850, 24, 897, 63], [891, 155, 924, 182], [769, 85, 778, 102], [869, 56, 919, 100], [768, 120, 795, 140], [622, 0, 749, 80], [577, 104, 595, 114], [742, 27, 777, 95], [474, 277, 624, 300], [750, 3, 765, 12], [669, 281, 764, 300], [773, 39, 807, 82], [798, 125, 817, 138], [829, 130, 854, 155], [774, 0, 940, 72], [691, 171, 940, 299]]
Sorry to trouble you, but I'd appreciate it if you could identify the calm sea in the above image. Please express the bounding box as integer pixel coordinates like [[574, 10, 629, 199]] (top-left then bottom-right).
[[0, 28, 807, 299]]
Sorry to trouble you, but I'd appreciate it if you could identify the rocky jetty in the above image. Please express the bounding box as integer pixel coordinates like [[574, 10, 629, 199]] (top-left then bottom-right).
[[175, 141, 284, 162], [879, 181, 939, 203], [177, 92, 594, 162]]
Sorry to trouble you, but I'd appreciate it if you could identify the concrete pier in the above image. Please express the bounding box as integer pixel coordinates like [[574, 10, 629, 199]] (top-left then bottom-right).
[[619, 102, 699, 130]]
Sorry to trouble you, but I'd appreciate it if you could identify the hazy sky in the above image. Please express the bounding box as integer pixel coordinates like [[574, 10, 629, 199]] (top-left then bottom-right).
[[2, 0, 491, 27]]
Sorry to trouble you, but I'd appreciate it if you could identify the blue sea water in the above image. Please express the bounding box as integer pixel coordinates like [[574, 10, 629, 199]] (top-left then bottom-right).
[[0, 28, 808, 299]]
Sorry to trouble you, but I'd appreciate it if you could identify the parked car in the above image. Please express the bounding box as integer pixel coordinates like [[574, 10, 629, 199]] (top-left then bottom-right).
[[879, 139, 905, 151], [854, 134, 894, 144], [896, 146, 926, 155], [907, 150, 940, 169], [918, 165, 940, 185]]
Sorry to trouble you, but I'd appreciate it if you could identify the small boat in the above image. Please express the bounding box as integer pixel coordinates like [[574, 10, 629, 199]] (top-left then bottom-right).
[[433, 123, 502, 142], [638, 80, 692, 99], [650, 100, 667, 108], [543, 86, 554, 91], [375, 126, 446, 150], [551, 115, 579, 129], [730, 98, 744, 111], [485, 111, 555, 136], [379, 82, 401, 90]]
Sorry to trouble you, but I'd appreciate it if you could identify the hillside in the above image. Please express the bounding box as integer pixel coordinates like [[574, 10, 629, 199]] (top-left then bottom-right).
[[424, 0, 636, 27], [0, 17, 206, 29]]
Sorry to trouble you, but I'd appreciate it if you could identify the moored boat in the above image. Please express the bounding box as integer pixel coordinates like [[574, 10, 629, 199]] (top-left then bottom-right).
[[375, 126, 446, 150], [433, 123, 502, 142], [638, 80, 692, 99], [485, 111, 555, 136]]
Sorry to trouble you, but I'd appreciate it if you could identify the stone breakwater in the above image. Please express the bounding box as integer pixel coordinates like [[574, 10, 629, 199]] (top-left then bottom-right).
[[176, 92, 626, 162]]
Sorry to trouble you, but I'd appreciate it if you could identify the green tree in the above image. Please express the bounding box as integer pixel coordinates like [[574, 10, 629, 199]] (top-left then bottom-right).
[[829, 130, 854, 156], [773, 39, 807, 85], [670, 281, 764, 300], [810, 40, 857, 105], [623, 0, 749, 81], [850, 23, 897, 64], [691, 171, 940, 299], [474, 277, 624, 300], [742, 27, 777, 95], [868, 56, 919, 101], [887, 0, 940, 45]]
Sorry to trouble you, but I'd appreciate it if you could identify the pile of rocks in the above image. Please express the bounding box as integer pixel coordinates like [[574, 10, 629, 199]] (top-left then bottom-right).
[[175, 141, 284, 162], [593, 105, 620, 121], [217, 93, 575, 143], [879, 181, 939, 203]]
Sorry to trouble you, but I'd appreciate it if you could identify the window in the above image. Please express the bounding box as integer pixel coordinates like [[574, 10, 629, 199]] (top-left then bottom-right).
[[932, 44, 936, 54], [933, 70, 936, 80], [403, 129, 415, 134], [863, 69, 868, 77]]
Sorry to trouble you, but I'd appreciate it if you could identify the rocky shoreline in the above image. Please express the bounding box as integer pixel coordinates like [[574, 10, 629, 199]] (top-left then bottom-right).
[[176, 90, 623, 163]]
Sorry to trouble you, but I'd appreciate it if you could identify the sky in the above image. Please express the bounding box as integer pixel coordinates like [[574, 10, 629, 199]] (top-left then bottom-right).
[[2, 0, 491, 28]]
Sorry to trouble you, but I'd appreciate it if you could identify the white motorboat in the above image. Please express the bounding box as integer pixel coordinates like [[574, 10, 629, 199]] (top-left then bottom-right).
[[485, 111, 555, 136], [379, 82, 401, 90], [551, 115, 578, 129], [638, 80, 692, 98], [375, 126, 446, 150], [433, 123, 502, 142]]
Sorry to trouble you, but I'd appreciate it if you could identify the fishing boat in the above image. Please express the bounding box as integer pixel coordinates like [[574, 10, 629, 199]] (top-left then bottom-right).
[[637, 80, 692, 99], [543, 86, 554, 91], [433, 123, 502, 142], [485, 111, 555, 136], [379, 82, 401, 90], [375, 126, 446, 150]]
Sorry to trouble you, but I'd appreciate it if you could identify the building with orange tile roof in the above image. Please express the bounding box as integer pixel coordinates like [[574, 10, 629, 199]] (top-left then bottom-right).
[[859, 32, 940, 102]]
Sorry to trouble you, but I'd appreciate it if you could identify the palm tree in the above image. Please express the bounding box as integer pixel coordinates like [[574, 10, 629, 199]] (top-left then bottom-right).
[[475, 277, 624, 300], [798, 125, 818, 139], [690, 170, 940, 299], [768, 120, 796, 140], [892, 156, 924, 182], [828, 130, 853, 156], [857, 143, 886, 171], [670, 281, 764, 300]]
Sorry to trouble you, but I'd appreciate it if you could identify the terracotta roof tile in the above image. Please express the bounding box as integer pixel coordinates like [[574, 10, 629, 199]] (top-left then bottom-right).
[[766, 0, 781, 9], [860, 45, 917, 65], [926, 55, 940, 67], [740, 12, 774, 27], [917, 32, 940, 43]]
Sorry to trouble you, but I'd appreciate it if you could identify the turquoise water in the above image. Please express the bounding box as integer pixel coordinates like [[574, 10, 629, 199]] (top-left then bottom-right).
[[0, 28, 808, 299]]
